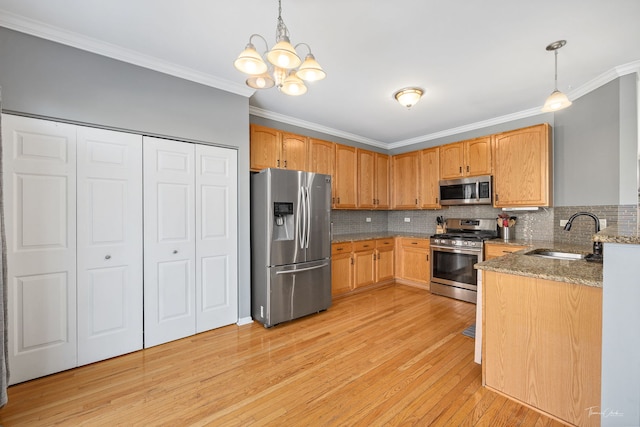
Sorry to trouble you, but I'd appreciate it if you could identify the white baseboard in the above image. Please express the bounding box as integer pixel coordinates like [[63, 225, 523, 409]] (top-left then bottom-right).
[[236, 317, 253, 326]]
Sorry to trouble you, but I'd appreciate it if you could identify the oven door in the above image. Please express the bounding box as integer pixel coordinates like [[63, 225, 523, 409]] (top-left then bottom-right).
[[430, 245, 481, 291]]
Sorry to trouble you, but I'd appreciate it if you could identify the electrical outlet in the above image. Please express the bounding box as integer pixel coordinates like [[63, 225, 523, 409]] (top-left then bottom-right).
[[366, 217, 371, 223], [404, 217, 411, 223], [560, 220, 568, 226], [600, 219, 607, 228]]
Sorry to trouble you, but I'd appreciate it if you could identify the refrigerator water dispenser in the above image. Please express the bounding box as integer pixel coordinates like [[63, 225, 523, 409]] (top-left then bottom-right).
[[273, 202, 294, 241]]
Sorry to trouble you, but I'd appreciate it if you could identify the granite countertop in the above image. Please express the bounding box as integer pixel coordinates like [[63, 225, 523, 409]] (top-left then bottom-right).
[[475, 242, 602, 288], [594, 223, 640, 244], [332, 232, 432, 243]]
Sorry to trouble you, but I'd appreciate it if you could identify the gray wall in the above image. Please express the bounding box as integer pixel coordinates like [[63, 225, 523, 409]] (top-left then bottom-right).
[[0, 27, 253, 320]]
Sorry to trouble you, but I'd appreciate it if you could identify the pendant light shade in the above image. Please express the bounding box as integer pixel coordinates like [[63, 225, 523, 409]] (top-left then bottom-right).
[[394, 87, 424, 108], [541, 40, 572, 112], [233, 43, 268, 75], [234, 0, 325, 96], [296, 53, 326, 82]]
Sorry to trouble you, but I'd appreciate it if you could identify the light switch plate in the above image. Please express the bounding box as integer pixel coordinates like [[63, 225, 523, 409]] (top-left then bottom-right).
[[404, 217, 411, 223], [366, 217, 371, 223]]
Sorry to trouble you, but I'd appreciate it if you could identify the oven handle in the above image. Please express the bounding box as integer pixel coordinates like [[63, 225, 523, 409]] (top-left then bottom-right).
[[430, 245, 482, 256]]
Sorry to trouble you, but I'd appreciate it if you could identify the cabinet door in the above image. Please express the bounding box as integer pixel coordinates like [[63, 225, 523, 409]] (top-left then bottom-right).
[[2, 114, 78, 384], [357, 149, 376, 209], [308, 138, 334, 177], [493, 124, 552, 207], [195, 144, 238, 333], [250, 124, 280, 171], [77, 127, 143, 366], [419, 147, 440, 209], [353, 249, 375, 289], [439, 142, 464, 179], [281, 132, 307, 170], [334, 144, 357, 208], [484, 244, 527, 260], [331, 251, 353, 296], [375, 153, 390, 209], [392, 152, 420, 209], [143, 137, 196, 348], [401, 247, 430, 284], [376, 245, 395, 283], [465, 137, 492, 176]]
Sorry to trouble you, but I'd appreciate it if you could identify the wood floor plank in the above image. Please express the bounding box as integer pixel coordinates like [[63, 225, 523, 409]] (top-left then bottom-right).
[[0, 284, 562, 426]]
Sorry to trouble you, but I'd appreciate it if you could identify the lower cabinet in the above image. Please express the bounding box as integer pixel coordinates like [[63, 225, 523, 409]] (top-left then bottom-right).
[[331, 238, 395, 297], [331, 242, 353, 296], [395, 237, 431, 289]]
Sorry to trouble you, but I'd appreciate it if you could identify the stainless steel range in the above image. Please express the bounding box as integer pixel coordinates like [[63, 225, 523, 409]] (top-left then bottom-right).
[[430, 218, 498, 304]]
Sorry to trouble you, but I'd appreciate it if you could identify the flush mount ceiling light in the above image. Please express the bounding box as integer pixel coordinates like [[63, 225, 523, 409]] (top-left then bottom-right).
[[541, 40, 572, 112], [233, 0, 326, 96], [394, 87, 424, 108]]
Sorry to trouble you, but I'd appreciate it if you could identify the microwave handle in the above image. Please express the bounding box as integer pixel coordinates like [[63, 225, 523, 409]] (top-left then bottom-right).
[[476, 180, 480, 202]]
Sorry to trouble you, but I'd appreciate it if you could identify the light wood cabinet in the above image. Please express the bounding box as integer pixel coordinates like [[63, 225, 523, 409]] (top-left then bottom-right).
[[353, 240, 376, 289], [492, 123, 552, 207], [249, 124, 307, 171], [308, 138, 334, 176], [419, 147, 440, 209], [439, 137, 492, 179], [357, 149, 390, 209], [483, 271, 602, 427], [334, 144, 358, 208], [392, 151, 420, 209], [375, 238, 394, 283], [331, 242, 353, 296], [395, 238, 430, 289], [484, 243, 527, 260]]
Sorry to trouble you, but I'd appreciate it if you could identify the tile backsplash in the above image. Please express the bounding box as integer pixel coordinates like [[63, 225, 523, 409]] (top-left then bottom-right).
[[331, 204, 637, 245]]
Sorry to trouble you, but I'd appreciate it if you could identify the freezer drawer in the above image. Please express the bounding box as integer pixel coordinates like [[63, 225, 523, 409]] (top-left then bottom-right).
[[257, 260, 331, 327]]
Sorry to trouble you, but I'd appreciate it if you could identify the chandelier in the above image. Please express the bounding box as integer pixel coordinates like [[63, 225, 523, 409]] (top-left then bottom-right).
[[233, 0, 326, 96]]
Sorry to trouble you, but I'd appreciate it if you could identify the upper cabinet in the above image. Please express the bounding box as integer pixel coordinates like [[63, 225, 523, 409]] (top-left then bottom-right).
[[249, 124, 307, 171], [392, 151, 420, 209], [439, 137, 492, 179], [357, 149, 390, 209], [492, 123, 552, 208], [308, 138, 335, 177], [419, 147, 441, 209], [334, 144, 358, 209]]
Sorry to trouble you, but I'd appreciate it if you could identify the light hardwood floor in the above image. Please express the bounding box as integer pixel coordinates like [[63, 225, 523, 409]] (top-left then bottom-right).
[[0, 284, 564, 426]]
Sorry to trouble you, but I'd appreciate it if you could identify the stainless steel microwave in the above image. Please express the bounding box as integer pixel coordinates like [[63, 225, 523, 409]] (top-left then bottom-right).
[[439, 175, 492, 206]]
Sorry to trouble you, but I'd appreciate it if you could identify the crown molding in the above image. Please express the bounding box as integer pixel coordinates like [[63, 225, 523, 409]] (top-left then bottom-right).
[[0, 10, 254, 97], [249, 106, 388, 149], [568, 60, 640, 101]]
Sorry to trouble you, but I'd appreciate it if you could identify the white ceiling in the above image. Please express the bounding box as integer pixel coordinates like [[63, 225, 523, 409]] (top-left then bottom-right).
[[1, 0, 639, 149]]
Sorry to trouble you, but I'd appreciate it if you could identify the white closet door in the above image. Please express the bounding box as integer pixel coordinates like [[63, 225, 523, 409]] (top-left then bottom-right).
[[76, 127, 143, 365], [143, 136, 196, 347], [195, 144, 238, 332], [2, 114, 77, 384]]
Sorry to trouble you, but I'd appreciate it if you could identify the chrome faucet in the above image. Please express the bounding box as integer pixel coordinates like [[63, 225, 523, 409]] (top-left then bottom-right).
[[563, 211, 603, 260]]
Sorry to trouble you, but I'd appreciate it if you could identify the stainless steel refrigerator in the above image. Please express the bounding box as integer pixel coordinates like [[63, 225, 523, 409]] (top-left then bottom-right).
[[251, 168, 332, 327]]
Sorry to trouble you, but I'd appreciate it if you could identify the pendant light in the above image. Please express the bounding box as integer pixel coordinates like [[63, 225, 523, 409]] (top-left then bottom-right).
[[541, 40, 572, 112], [394, 87, 424, 108], [234, 0, 326, 95]]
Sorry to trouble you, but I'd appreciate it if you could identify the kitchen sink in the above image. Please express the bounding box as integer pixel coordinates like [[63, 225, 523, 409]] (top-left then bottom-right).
[[525, 249, 587, 261]]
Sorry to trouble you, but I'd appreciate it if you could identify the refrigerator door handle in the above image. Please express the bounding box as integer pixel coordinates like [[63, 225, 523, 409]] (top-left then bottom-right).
[[275, 262, 329, 275], [305, 186, 311, 249], [298, 185, 306, 249]]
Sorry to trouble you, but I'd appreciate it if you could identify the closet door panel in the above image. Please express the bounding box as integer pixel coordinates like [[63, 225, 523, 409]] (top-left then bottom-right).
[[195, 145, 238, 332], [77, 127, 143, 365], [143, 137, 196, 347], [2, 114, 77, 385]]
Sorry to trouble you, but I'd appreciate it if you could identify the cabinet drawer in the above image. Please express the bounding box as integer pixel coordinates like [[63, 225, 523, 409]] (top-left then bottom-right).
[[376, 238, 394, 248], [400, 238, 430, 249], [353, 240, 376, 252], [484, 243, 527, 260], [332, 242, 353, 255]]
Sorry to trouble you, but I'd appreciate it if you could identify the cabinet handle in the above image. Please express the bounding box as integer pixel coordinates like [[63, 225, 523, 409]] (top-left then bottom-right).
[[284, 160, 287, 168], [411, 242, 418, 245], [363, 244, 369, 248], [337, 197, 340, 204], [277, 159, 280, 167], [435, 197, 438, 203], [350, 257, 354, 265], [495, 194, 499, 202], [332, 197, 335, 204], [466, 165, 470, 172], [105, 255, 111, 260], [173, 250, 178, 254], [426, 254, 429, 261], [415, 198, 418, 205], [459, 166, 462, 173], [337, 247, 343, 251]]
